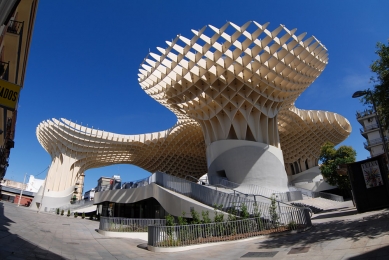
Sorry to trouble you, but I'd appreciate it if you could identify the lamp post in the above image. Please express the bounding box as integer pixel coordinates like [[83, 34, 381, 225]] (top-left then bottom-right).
[[352, 89, 389, 165], [17, 173, 27, 207]]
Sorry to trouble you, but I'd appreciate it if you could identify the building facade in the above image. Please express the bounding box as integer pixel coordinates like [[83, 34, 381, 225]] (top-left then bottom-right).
[[0, 0, 38, 180], [357, 109, 389, 158], [32, 21, 351, 210]]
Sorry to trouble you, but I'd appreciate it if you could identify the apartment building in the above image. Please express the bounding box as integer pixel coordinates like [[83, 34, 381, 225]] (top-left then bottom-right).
[[0, 0, 38, 180]]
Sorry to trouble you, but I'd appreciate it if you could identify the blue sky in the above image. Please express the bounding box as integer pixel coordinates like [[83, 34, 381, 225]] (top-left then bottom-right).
[[6, 0, 389, 192]]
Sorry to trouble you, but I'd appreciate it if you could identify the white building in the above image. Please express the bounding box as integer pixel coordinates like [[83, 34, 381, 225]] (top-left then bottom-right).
[[84, 188, 95, 201], [26, 175, 44, 193], [357, 109, 389, 158]]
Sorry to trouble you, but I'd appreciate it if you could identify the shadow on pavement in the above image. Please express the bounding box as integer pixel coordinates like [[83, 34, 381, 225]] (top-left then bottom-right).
[[257, 211, 389, 249], [349, 245, 389, 259], [311, 209, 359, 220], [0, 202, 66, 259]]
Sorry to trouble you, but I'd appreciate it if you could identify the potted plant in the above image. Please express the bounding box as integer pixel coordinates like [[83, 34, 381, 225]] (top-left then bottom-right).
[[82, 212, 85, 219], [74, 212, 78, 218], [56, 208, 60, 215], [61, 209, 64, 216], [67, 209, 70, 217]]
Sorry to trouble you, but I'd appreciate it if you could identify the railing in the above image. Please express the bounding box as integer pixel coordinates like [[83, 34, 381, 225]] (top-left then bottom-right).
[[121, 175, 154, 189], [7, 20, 23, 35], [148, 211, 311, 248], [100, 217, 166, 232], [356, 109, 375, 119], [56, 199, 96, 212], [154, 172, 310, 220], [290, 186, 344, 202], [360, 124, 379, 134], [208, 175, 290, 202], [0, 61, 9, 81], [364, 137, 388, 148]]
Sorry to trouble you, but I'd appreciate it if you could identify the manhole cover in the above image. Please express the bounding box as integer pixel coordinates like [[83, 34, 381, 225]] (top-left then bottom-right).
[[241, 252, 278, 258], [288, 247, 310, 254]]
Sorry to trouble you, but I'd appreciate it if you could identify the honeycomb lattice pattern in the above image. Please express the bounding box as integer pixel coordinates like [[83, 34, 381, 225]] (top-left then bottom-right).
[[37, 118, 207, 184], [36, 21, 352, 192], [279, 107, 351, 164], [138, 21, 332, 146]]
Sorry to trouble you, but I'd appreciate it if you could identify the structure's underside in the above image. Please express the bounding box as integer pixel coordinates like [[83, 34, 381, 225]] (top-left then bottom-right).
[[35, 21, 351, 204]]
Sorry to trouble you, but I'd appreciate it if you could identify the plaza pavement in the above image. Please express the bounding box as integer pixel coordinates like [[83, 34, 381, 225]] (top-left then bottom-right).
[[0, 201, 389, 260]]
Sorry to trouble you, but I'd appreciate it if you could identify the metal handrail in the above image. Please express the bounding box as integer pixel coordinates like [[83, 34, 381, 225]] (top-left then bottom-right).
[[208, 175, 290, 202], [0, 61, 9, 81], [184, 175, 200, 183], [364, 137, 388, 148], [154, 172, 311, 221], [356, 109, 375, 119], [7, 20, 23, 35], [360, 124, 379, 134], [214, 182, 309, 213], [148, 211, 312, 248], [290, 186, 344, 202], [100, 217, 166, 232]]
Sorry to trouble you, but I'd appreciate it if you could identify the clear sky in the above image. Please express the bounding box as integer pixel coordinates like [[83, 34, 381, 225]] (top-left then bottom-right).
[[6, 0, 389, 193]]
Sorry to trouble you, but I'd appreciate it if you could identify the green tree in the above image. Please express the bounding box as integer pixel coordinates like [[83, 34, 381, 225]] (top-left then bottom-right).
[[319, 142, 356, 190], [368, 40, 389, 129]]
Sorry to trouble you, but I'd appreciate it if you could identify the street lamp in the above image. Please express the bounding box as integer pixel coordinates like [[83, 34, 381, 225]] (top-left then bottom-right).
[[352, 89, 389, 166]]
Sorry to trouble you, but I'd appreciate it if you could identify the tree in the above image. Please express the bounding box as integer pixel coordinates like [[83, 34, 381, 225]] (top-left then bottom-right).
[[366, 40, 389, 129], [319, 142, 356, 190]]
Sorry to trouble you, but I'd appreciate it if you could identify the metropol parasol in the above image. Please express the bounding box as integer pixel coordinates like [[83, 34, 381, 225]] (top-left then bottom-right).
[[32, 21, 351, 208]]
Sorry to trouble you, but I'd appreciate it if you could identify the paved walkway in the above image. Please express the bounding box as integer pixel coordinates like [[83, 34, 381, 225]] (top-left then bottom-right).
[[1, 201, 389, 259]]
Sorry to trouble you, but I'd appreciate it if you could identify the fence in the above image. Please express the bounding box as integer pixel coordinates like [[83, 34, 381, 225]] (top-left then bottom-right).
[[208, 175, 290, 202], [100, 217, 166, 232], [148, 210, 311, 248], [290, 186, 344, 202], [154, 172, 310, 222]]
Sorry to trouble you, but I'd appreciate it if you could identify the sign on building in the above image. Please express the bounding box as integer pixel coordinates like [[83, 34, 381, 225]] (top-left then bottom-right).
[[0, 79, 21, 111], [361, 160, 384, 189]]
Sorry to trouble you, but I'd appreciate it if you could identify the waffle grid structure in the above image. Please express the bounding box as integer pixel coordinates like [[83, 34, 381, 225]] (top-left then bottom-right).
[[36, 21, 351, 195]]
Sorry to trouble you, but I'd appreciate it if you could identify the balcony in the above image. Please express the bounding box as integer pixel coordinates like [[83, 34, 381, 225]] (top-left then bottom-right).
[[356, 109, 375, 119], [0, 61, 9, 81], [7, 20, 23, 35], [363, 137, 388, 150], [360, 124, 379, 136]]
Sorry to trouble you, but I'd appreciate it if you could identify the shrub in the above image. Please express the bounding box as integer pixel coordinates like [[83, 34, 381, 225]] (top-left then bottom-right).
[[190, 208, 201, 224], [240, 203, 249, 219], [67, 209, 70, 217], [61, 209, 64, 216], [288, 221, 297, 230], [213, 204, 225, 236], [201, 210, 211, 224], [177, 211, 187, 226], [253, 202, 264, 231], [227, 203, 237, 221], [165, 214, 175, 239], [56, 208, 59, 215], [82, 212, 85, 219], [74, 212, 78, 218], [270, 195, 280, 228], [213, 204, 224, 222], [165, 214, 175, 226]]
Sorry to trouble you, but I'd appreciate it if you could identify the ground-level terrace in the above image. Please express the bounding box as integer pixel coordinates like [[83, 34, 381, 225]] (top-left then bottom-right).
[[1, 200, 389, 259]]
